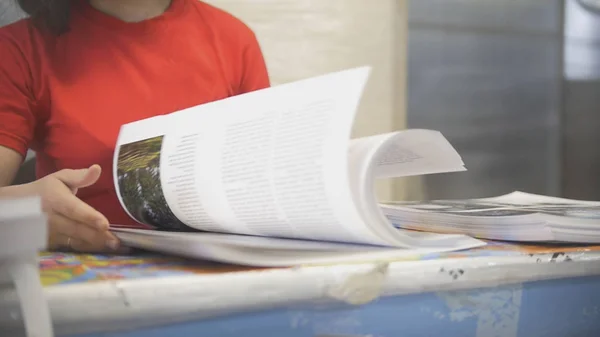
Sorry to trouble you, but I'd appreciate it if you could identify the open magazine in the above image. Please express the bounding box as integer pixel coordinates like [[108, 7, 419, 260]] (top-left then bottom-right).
[[110, 66, 485, 266], [382, 192, 600, 243]]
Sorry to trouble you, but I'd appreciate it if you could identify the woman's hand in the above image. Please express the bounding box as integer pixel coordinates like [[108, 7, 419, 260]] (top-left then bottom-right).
[[26, 165, 122, 253]]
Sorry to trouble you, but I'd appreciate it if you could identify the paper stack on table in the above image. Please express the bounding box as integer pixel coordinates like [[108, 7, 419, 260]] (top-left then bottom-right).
[[381, 191, 600, 243]]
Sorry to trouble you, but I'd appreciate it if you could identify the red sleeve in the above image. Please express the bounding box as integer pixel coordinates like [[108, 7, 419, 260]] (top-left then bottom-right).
[[0, 33, 37, 157], [238, 32, 270, 94]]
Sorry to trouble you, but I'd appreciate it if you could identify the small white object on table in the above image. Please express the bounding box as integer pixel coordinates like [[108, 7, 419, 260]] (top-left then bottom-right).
[[0, 196, 52, 337]]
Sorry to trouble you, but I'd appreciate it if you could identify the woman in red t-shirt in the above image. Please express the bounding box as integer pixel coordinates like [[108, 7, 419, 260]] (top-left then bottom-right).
[[0, 0, 270, 252]]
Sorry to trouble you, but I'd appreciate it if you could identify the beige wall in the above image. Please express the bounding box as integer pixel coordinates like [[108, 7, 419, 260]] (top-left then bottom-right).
[[207, 0, 419, 201]]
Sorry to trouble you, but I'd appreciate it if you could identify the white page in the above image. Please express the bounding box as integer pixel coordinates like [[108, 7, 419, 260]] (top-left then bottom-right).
[[113, 228, 381, 252], [372, 129, 466, 179], [114, 67, 390, 246], [347, 131, 485, 248], [480, 191, 600, 207], [113, 228, 485, 267]]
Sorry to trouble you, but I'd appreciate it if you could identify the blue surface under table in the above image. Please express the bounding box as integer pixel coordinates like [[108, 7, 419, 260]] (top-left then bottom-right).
[[3, 244, 600, 337], [71, 276, 598, 337], [78, 276, 600, 337]]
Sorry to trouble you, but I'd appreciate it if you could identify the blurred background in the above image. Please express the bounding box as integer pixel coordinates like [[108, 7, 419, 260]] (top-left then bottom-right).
[[405, 0, 600, 202], [2, 0, 600, 202]]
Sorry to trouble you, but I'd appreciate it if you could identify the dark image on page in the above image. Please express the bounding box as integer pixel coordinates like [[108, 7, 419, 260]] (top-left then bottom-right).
[[116, 135, 188, 230], [532, 206, 600, 219], [402, 201, 536, 216]]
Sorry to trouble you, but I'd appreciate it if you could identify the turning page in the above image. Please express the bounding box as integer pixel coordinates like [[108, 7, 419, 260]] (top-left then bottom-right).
[[114, 67, 391, 246], [347, 130, 482, 248]]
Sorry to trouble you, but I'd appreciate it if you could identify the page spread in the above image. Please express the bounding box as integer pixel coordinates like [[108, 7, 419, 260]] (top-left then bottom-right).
[[114, 68, 390, 244], [112, 66, 485, 258]]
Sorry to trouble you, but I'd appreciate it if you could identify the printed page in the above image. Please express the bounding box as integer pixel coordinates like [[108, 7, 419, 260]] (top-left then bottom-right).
[[347, 131, 486, 248], [114, 67, 392, 246], [369, 129, 466, 179]]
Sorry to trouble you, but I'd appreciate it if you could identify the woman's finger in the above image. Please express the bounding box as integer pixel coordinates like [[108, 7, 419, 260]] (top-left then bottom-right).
[[47, 231, 70, 251], [53, 165, 102, 191], [50, 213, 119, 251], [69, 236, 113, 254], [50, 190, 109, 230], [50, 233, 125, 254]]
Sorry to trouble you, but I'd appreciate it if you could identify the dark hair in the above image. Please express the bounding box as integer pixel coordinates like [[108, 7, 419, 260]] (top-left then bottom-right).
[[16, 0, 71, 35]]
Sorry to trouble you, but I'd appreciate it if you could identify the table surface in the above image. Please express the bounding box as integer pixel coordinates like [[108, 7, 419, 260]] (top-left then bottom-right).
[[3, 240, 600, 336], [35, 240, 600, 287]]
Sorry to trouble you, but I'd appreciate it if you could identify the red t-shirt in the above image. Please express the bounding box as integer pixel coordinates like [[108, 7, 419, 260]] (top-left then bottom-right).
[[0, 0, 270, 227]]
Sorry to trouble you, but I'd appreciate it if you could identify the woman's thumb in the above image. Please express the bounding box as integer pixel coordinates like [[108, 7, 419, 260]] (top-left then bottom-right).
[[55, 165, 102, 191]]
